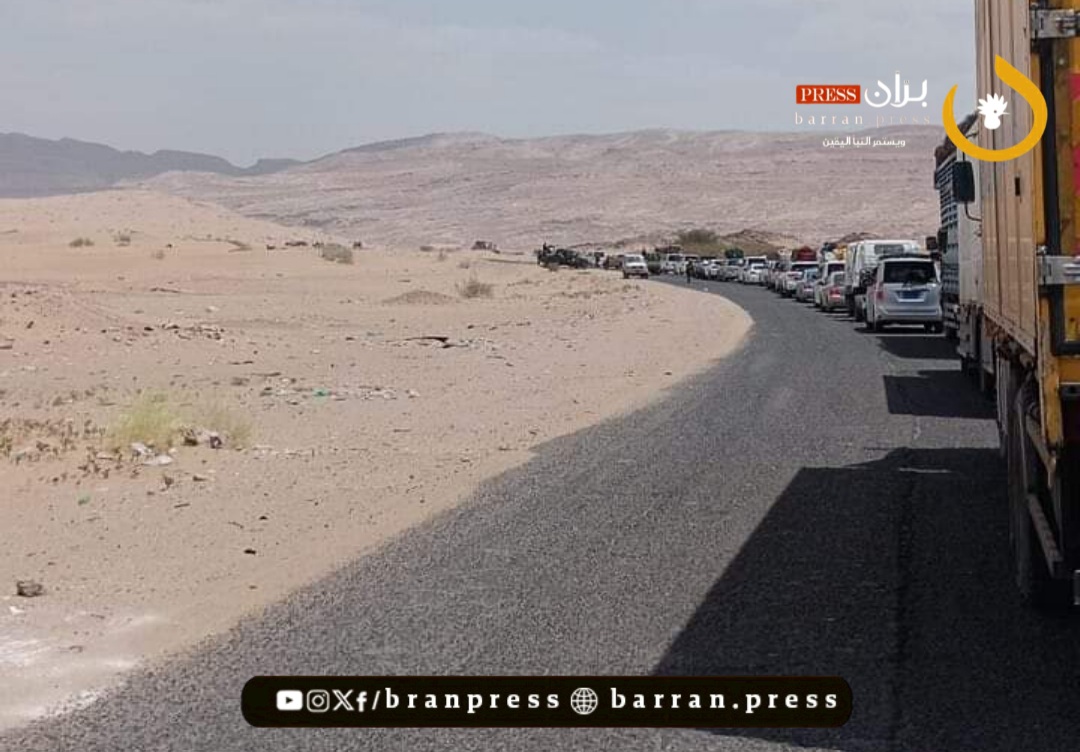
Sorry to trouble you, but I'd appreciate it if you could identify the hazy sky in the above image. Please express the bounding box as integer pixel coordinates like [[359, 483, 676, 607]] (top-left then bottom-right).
[[0, 0, 975, 164]]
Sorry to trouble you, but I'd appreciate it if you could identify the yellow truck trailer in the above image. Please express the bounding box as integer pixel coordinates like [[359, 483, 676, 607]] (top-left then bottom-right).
[[950, 0, 1080, 608]]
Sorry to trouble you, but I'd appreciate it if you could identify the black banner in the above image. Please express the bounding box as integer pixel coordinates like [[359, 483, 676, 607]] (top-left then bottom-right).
[[241, 676, 852, 728]]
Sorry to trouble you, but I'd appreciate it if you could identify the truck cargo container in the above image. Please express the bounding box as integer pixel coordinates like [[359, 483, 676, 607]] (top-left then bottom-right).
[[949, 0, 1080, 608]]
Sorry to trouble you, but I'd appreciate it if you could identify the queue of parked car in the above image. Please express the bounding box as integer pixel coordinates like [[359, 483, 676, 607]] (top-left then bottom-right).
[[659, 240, 945, 333], [541, 240, 945, 334]]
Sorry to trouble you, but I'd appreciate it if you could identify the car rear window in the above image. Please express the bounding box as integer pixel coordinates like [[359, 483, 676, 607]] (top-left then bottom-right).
[[883, 261, 936, 285]]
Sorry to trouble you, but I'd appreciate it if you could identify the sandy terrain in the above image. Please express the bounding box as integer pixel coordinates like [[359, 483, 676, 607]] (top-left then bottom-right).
[[139, 127, 944, 249], [0, 190, 751, 729]]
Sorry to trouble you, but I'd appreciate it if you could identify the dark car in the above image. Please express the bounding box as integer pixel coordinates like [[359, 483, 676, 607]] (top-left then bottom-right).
[[537, 246, 591, 268]]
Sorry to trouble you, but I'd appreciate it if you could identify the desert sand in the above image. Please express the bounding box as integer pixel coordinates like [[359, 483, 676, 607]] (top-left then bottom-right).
[[0, 189, 751, 728]]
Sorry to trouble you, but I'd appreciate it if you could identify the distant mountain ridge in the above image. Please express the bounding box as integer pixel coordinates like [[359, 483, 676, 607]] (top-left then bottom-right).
[[0, 128, 946, 247], [140, 126, 946, 249], [0, 133, 301, 198]]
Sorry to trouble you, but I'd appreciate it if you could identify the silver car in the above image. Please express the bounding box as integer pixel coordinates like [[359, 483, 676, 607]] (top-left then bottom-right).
[[864, 256, 943, 332]]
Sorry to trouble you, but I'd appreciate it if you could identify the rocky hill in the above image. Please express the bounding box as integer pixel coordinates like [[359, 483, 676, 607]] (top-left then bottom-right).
[[139, 127, 943, 249]]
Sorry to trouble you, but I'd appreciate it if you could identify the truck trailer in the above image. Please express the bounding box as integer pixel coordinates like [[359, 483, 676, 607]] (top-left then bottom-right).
[[934, 116, 995, 390], [951, 0, 1080, 608]]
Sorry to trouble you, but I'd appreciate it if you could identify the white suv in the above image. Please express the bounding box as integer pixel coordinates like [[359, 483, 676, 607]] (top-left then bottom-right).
[[865, 255, 943, 332], [622, 254, 650, 279]]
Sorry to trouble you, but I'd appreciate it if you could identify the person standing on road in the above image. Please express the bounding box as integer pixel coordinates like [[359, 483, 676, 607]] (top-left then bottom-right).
[[685, 260, 693, 284]]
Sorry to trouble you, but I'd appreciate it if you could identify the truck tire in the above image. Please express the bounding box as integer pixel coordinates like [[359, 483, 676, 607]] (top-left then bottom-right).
[[1007, 382, 1071, 610]]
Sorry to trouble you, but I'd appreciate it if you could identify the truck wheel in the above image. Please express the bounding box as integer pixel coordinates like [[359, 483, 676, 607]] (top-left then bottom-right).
[[1007, 385, 1071, 610]]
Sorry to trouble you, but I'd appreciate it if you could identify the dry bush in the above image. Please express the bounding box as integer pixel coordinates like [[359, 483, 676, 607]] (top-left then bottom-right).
[[107, 392, 183, 451], [114, 231, 133, 247], [437, 250, 449, 262], [69, 237, 94, 248], [458, 275, 494, 299], [151, 248, 166, 261], [319, 243, 355, 265], [107, 392, 252, 451], [458, 260, 472, 270], [419, 245, 436, 252]]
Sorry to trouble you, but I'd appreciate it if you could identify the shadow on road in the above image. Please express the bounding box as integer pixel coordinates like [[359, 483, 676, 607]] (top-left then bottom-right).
[[882, 371, 993, 420], [652, 448, 1080, 752], [874, 334, 956, 361]]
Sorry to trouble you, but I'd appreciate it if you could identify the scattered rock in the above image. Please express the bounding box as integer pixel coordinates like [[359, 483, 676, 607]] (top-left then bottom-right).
[[192, 473, 210, 482], [182, 428, 223, 449], [0, 340, 13, 351], [243, 548, 257, 555], [16, 580, 45, 598], [142, 454, 174, 467], [130, 442, 153, 458], [230, 376, 250, 387]]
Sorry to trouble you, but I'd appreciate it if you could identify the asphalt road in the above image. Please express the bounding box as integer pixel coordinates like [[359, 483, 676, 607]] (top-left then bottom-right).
[[5, 278, 1080, 752]]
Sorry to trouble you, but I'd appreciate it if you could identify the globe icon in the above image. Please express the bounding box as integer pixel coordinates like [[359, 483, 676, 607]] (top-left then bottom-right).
[[570, 687, 599, 716]]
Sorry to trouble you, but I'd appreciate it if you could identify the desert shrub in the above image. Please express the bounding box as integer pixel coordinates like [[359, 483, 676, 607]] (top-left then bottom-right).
[[151, 248, 166, 260], [107, 392, 252, 451], [677, 228, 719, 247], [107, 392, 183, 451], [676, 228, 728, 254], [419, 245, 436, 252], [319, 243, 354, 264], [115, 232, 133, 247], [69, 237, 94, 248], [458, 260, 472, 270], [437, 250, 449, 262], [457, 275, 494, 299]]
